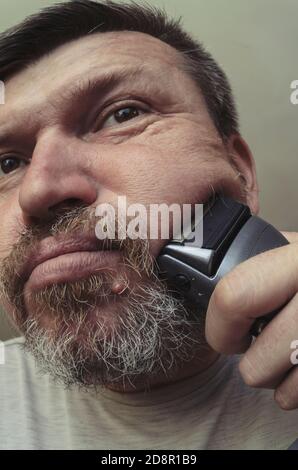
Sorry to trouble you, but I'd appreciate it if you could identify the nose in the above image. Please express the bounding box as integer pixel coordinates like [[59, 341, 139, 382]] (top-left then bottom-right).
[[19, 127, 98, 221]]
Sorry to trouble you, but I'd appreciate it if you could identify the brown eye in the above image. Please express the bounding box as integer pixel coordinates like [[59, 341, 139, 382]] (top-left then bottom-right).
[[114, 107, 140, 123], [102, 106, 146, 129], [0, 156, 25, 175]]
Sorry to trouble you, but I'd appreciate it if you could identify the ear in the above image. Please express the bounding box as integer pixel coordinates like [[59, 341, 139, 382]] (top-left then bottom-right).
[[226, 134, 260, 215]]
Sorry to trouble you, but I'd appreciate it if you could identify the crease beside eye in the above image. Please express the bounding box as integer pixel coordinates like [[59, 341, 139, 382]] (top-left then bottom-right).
[[96, 104, 148, 131]]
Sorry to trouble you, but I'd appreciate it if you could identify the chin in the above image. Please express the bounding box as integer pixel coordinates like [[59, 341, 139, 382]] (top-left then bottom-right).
[[22, 277, 132, 334], [5, 268, 206, 391]]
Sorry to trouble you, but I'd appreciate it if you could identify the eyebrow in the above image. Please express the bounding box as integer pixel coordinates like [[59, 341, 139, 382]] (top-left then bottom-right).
[[52, 64, 148, 110], [0, 64, 152, 146]]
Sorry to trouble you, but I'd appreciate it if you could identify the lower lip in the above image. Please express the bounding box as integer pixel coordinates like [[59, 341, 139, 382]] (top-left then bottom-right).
[[24, 250, 122, 291]]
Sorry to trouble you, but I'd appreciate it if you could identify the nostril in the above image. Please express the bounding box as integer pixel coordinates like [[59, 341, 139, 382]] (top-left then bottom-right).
[[49, 198, 83, 213]]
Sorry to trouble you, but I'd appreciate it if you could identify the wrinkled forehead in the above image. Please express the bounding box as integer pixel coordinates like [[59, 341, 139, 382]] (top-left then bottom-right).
[[0, 29, 210, 139], [4, 30, 185, 99]]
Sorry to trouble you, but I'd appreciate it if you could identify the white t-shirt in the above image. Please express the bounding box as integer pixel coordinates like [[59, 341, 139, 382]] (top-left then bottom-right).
[[1, 337, 298, 450]]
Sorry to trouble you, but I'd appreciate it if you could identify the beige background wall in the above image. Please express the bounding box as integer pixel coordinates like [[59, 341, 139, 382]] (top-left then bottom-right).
[[0, 0, 297, 340]]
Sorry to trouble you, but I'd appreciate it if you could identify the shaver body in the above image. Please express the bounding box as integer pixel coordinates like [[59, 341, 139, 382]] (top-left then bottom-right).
[[157, 195, 289, 336]]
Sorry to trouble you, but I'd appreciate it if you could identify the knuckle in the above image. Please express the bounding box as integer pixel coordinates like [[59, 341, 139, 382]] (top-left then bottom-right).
[[212, 274, 241, 320], [285, 243, 298, 285], [274, 390, 293, 410], [239, 356, 262, 388]]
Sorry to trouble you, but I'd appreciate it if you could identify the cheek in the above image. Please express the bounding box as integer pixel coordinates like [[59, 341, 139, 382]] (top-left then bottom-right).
[[94, 122, 242, 260], [97, 119, 237, 207], [0, 193, 24, 260]]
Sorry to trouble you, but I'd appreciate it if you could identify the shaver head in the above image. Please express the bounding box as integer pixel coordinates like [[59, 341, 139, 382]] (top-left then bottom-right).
[[160, 195, 251, 278]]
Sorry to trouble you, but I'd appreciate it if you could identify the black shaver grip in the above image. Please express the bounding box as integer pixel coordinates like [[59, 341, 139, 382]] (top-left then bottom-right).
[[158, 197, 289, 337]]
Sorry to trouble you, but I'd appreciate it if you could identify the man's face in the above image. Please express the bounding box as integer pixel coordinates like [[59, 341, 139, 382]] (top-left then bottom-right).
[[0, 31, 253, 390]]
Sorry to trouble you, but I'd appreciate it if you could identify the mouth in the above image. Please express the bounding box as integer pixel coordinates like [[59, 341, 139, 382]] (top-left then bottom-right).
[[21, 235, 122, 292]]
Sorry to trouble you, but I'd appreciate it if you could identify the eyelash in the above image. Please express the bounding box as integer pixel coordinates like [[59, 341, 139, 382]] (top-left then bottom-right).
[[0, 155, 28, 180], [92, 99, 151, 132]]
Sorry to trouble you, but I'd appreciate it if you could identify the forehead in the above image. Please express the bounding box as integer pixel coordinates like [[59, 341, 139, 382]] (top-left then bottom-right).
[[4, 31, 184, 100]]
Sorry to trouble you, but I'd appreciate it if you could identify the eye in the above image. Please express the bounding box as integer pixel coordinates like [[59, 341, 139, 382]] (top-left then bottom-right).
[[101, 105, 147, 129], [0, 155, 27, 176]]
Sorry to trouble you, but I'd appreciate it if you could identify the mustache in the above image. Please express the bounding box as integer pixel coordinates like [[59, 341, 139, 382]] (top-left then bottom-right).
[[0, 202, 155, 317]]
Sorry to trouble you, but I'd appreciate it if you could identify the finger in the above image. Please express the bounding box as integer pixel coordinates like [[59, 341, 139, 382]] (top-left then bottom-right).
[[238, 292, 298, 389], [275, 365, 298, 410], [281, 231, 298, 244], [205, 243, 298, 354]]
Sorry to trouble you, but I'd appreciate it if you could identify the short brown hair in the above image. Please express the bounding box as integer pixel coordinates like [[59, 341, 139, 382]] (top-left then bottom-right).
[[0, 0, 239, 139]]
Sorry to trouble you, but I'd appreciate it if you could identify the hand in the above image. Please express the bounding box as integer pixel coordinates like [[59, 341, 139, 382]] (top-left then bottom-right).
[[205, 231, 298, 410]]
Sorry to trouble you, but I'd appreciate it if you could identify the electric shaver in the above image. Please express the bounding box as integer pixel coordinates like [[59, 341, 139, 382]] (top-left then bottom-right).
[[157, 195, 289, 336]]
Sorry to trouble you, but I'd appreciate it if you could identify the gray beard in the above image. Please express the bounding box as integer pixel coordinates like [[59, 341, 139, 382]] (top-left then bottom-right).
[[0, 204, 207, 392], [21, 280, 206, 392]]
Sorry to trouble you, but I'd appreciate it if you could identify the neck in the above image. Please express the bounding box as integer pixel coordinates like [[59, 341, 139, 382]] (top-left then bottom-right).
[[105, 347, 220, 393]]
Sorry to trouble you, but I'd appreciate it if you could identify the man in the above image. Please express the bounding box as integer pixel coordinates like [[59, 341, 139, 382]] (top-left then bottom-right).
[[0, 0, 297, 450]]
